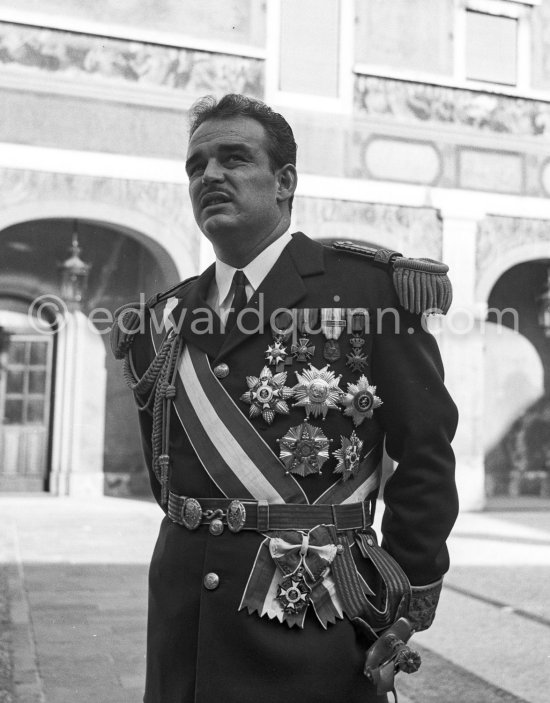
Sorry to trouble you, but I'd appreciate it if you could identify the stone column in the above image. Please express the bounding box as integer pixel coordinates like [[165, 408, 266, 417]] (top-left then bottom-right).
[[439, 210, 487, 511], [49, 311, 106, 496]]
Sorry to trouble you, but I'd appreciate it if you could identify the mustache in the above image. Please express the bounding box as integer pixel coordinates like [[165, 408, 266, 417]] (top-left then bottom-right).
[[200, 190, 232, 208]]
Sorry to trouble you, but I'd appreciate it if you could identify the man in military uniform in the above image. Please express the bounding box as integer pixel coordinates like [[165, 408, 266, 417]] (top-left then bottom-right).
[[112, 94, 458, 703]]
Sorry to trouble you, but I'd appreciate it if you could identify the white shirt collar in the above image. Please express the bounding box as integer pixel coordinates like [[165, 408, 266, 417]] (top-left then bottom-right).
[[212, 230, 292, 313]]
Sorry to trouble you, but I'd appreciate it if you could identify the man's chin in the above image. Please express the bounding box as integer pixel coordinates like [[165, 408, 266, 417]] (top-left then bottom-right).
[[201, 214, 238, 239]]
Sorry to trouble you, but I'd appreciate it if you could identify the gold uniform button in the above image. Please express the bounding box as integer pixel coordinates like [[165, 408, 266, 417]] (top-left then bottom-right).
[[203, 572, 220, 590], [213, 363, 229, 379]]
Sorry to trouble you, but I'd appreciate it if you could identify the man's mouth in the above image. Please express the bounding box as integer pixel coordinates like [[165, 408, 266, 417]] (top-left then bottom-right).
[[201, 192, 231, 209]]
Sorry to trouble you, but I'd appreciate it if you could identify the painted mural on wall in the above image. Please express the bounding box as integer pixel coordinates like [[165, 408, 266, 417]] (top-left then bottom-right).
[[0, 0, 265, 47], [355, 75, 550, 139], [295, 198, 442, 260], [0, 22, 264, 97]]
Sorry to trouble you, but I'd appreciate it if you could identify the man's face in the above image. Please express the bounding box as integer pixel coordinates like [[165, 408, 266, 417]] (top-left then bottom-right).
[[186, 116, 284, 245]]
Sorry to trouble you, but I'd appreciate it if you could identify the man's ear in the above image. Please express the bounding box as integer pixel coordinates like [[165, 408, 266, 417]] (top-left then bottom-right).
[[276, 164, 298, 204]]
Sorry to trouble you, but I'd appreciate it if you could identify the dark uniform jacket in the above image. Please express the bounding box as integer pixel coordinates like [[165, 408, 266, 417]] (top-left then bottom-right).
[[124, 232, 459, 703]]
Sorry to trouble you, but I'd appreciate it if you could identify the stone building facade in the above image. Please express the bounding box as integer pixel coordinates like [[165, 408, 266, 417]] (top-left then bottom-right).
[[0, 0, 549, 509]]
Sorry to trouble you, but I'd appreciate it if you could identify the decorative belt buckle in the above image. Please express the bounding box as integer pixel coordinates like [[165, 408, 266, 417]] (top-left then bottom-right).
[[227, 499, 246, 533], [181, 497, 202, 530]]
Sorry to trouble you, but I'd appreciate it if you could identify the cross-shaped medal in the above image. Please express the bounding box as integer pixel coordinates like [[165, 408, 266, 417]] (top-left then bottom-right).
[[291, 337, 316, 363]]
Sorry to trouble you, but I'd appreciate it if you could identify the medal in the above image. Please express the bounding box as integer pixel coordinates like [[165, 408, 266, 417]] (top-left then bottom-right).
[[291, 338, 315, 363], [240, 366, 294, 425], [341, 375, 382, 426], [276, 568, 310, 614], [266, 310, 295, 372], [346, 308, 369, 374], [265, 340, 287, 367], [290, 309, 318, 363], [321, 308, 346, 362], [346, 339, 368, 373], [277, 422, 331, 477], [333, 431, 364, 481], [324, 339, 340, 362], [293, 364, 343, 419]]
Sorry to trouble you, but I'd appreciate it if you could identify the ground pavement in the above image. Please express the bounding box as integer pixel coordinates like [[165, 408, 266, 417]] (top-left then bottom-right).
[[0, 495, 549, 703]]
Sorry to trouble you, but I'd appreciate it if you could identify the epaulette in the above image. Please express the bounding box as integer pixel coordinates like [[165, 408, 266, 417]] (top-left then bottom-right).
[[110, 276, 199, 359], [332, 241, 452, 314], [110, 301, 148, 360]]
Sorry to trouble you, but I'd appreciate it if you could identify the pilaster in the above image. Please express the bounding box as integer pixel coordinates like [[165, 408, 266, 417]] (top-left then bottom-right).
[[49, 311, 106, 497], [440, 210, 487, 511]]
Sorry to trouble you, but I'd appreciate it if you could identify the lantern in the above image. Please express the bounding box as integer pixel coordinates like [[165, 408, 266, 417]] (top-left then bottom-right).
[[59, 223, 90, 310]]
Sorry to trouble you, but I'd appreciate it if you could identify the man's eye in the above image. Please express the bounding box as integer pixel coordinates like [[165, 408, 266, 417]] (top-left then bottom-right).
[[188, 164, 204, 177], [226, 153, 244, 164]]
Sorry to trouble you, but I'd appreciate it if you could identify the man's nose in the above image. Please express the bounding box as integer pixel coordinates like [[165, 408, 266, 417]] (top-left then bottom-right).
[[201, 159, 224, 184]]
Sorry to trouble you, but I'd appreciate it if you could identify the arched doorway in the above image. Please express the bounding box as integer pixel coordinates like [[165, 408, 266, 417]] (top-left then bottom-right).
[[0, 218, 180, 495], [483, 260, 550, 506]]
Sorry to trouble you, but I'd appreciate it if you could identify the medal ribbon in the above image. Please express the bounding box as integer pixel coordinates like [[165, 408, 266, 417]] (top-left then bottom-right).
[[320, 308, 346, 340], [240, 526, 345, 629], [297, 308, 320, 335]]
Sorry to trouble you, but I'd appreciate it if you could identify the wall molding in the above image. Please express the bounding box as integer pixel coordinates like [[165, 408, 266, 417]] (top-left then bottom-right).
[[0, 8, 266, 59], [3, 142, 550, 225]]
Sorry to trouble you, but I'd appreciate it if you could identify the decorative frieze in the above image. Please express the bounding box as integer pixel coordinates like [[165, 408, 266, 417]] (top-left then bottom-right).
[[0, 167, 198, 252], [355, 75, 550, 139], [0, 21, 264, 97], [296, 197, 442, 260], [477, 215, 550, 275]]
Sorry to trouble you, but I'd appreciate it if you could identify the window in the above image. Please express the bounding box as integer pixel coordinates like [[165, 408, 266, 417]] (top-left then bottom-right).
[[465, 9, 518, 85]]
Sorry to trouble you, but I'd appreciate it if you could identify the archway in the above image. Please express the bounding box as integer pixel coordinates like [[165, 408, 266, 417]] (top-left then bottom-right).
[[483, 260, 549, 505], [0, 218, 180, 495]]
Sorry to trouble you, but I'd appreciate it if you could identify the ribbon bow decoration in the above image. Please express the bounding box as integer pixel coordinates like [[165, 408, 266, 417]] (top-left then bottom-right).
[[240, 525, 346, 628], [269, 528, 338, 580]]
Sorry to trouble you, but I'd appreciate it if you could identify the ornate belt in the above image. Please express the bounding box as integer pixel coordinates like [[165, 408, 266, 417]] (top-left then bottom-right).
[[167, 492, 372, 533]]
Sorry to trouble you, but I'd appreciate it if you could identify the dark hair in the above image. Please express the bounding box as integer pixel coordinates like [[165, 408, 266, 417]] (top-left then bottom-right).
[[188, 94, 297, 172]]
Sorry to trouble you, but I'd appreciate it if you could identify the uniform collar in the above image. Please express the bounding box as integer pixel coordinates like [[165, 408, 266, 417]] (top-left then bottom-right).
[[172, 232, 325, 360], [213, 230, 292, 309]]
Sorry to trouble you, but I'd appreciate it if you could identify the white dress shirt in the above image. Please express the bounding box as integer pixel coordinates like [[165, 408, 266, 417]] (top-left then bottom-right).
[[206, 231, 292, 325]]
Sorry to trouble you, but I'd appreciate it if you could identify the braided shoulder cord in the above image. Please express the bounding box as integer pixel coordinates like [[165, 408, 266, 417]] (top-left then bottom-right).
[[122, 332, 175, 412], [123, 334, 172, 395], [151, 332, 184, 505], [118, 322, 184, 504]]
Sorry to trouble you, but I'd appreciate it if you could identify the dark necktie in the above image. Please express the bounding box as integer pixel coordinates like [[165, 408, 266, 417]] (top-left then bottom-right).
[[225, 270, 248, 332]]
